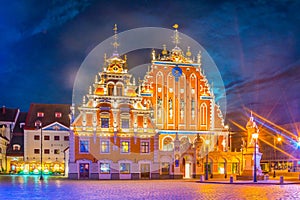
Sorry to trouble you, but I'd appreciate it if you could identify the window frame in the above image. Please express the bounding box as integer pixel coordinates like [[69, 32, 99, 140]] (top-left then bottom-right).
[[100, 163, 110, 174], [79, 140, 89, 153], [141, 140, 150, 154], [34, 135, 40, 140], [54, 135, 60, 141], [100, 140, 110, 154], [119, 163, 130, 174], [120, 140, 130, 154]]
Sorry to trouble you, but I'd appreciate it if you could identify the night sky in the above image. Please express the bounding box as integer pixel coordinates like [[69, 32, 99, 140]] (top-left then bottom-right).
[[1, 0, 299, 127]]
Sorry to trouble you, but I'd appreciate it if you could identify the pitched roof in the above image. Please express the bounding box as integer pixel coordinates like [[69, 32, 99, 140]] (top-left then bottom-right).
[[25, 103, 70, 129], [0, 106, 19, 122], [6, 112, 27, 157]]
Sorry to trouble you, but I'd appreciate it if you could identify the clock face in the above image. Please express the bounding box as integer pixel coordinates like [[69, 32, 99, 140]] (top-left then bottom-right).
[[172, 66, 182, 82]]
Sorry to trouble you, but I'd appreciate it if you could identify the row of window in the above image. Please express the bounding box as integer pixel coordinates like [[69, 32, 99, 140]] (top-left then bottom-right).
[[100, 118, 129, 128], [34, 135, 69, 141], [81, 162, 168, 174], [37, 112, 62, 118], [80, 140, 150, 154], [34, 149, 61, 154]]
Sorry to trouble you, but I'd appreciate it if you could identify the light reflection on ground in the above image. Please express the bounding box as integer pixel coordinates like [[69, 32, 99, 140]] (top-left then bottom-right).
[[0, 175, 300, 200]]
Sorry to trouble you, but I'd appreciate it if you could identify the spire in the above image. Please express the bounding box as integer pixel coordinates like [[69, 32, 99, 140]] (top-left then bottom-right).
[[172, 24, 180, 47], [112, 24, 120, 53]]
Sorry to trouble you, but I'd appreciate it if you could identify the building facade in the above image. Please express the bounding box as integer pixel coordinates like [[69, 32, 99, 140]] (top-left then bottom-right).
[[68, 27, 157, 179], [68, 25, 244, 179], [140, 28, 234, 178], [23, 103, 70, 175], [0, 106, 19, 172], [6, 112, 27, 173]]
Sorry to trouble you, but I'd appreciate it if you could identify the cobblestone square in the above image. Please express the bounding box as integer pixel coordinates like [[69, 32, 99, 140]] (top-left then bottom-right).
[[0, 176, 300, 199]]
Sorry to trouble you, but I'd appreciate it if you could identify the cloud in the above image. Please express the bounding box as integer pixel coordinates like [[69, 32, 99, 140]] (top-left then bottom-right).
[[30, 0, 94, 35]]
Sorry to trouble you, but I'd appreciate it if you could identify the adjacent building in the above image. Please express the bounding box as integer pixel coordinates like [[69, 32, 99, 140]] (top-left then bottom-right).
[[6, 112, 27, 173], [0, 106, 19, 172], [23, 103, 70, 175]]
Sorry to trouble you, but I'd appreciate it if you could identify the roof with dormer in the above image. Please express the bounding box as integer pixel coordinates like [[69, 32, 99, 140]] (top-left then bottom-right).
[[25, 103, 70, 129]]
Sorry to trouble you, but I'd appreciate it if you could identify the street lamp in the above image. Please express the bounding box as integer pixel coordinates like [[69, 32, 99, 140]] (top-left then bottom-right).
[[205, 139, 210, 180], [35, 120, 43, 180], [252, 132, 259, 182], [273, 136, 282, 177]]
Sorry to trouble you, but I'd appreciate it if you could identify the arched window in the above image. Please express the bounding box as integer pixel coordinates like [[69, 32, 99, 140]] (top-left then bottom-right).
[[200, 103, 207, 125], [108, 84, 114, 96], [163, 137, 174, 151], [116, 84, 123, 96]]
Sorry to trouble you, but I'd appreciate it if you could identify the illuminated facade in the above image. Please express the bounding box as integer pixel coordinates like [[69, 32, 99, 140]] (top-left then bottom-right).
[[68, 25, 157, 179], [23, 103, 70, 175], [68, 25, 244, 179], [140, 27, 235, 178]]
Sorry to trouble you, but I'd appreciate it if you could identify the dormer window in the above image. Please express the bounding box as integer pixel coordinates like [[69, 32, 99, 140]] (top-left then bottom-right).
[[13, 144, 21, 151], [37, 112, 44, 117], [55, 112, 62, 118]]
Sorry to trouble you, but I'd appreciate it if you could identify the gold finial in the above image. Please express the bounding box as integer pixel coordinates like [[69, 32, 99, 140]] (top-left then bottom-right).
[[162, 44, 167, 55], [172, 24, 180, 47], [112, 24, 120, 51], [186, 46, 191, 57]]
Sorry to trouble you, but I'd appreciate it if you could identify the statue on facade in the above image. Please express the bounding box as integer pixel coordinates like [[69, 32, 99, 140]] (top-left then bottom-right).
[[246, 113, 259, 148]]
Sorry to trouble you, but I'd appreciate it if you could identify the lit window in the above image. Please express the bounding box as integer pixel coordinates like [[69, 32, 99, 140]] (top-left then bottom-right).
[[44, 135, 50, 140], [161, 162, 170, 175], [34, 149, 40, 154], [44, 149, 50, 154], [100, 163, 110, 174], [121, 141, 129, 153], [34, 135, 40, 140], [163, 137, 174, 151], [141, 142, 149, 153], [54, 149, 60, 154], [120, 163, 130, 174], [101, 118, 109, 128], [64, 136, 69, 141], [37, 112, 44, 117], [55, 112, 62, 118], [121, 119, 129, 129], [13, 144, 21, 151], [80, 140, 89, 153], [101, 141, 110, 153], [54, 136, 60, 141]]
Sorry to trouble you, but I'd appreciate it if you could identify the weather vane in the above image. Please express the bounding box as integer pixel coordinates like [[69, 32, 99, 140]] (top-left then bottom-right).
[[112, 24, 120, 52], [172, 24, 180, 47]]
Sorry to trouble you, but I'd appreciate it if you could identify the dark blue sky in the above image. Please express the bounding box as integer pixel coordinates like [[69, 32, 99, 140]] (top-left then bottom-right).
[[1, 0, 299, 126]]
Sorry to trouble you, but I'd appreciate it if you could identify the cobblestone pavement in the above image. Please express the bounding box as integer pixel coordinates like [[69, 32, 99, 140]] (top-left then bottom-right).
[[0, 175, 300, 200]]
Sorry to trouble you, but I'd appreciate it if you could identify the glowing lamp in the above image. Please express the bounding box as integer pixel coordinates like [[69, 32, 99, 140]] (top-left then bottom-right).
[[252, 133, 259, 139], [277, 137, 282, 142], [205, 139, 210, 145]]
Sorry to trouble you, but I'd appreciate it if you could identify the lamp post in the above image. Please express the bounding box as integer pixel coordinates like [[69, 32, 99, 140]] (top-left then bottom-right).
[[205, 139, 210, 180], [252, 132, 259, 182], [35, 120, 43, 180]]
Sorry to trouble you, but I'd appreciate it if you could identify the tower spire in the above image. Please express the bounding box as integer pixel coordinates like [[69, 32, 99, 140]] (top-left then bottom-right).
[[172, 24, 180, 47], [112, 24, 120, 53]]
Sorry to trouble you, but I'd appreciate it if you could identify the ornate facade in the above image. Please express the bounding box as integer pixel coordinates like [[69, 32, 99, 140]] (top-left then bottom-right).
[[68, 25, 157, 179], [69, 25, 243, 179], [140, 27, 233, 178]]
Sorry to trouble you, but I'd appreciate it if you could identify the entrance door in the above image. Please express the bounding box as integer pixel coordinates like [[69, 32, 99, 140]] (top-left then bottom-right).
[[79, 163, 89, 179], [184, 162, 191, 178], [140, 164, 150, 179]]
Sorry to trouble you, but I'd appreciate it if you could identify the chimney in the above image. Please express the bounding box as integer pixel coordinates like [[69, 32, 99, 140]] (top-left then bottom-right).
[[2, 105, 5, 114]]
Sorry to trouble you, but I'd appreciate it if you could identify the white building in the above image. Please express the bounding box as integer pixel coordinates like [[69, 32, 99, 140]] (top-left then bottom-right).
[[23, 103, 70, 175]]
